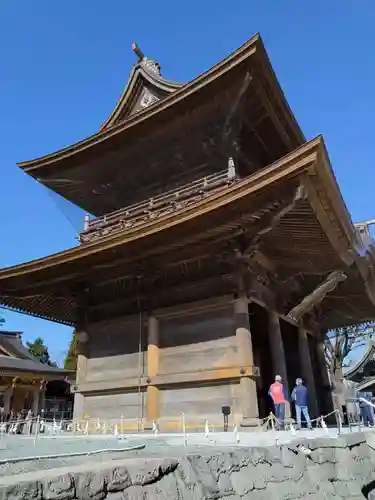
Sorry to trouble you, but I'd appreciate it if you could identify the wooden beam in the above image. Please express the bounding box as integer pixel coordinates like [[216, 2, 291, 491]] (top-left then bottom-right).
[[88, 272, 234, 317], [257, 82, 294, 150], [287, 271, 347, 322], [75, 365, 257, 394]]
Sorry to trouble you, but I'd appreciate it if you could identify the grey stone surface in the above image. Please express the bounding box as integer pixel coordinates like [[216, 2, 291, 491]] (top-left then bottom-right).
[[2, 432, 375, 498]]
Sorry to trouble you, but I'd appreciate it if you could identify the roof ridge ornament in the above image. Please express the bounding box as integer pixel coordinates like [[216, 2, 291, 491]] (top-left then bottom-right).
[[132, 42, 161, 76]]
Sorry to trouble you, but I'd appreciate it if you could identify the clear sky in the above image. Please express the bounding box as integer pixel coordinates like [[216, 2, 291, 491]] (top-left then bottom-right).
[[0, 0, 374, 365]]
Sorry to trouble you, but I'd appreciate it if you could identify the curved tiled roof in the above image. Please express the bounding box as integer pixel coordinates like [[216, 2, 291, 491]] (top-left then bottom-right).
[[0, 331, 72, 378]]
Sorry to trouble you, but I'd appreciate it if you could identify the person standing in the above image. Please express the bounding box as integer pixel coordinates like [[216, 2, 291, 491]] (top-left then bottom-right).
[[268, 375, 289, 429], [357, 390, 374, 427], [291, 378, 312, 430]]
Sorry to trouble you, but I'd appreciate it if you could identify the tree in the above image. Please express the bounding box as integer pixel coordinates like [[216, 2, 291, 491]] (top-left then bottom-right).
[[324, 323, 375, 380], [324, 323, 375, 412], [64, 330, 79, 371], [26, 337, 57, 366]]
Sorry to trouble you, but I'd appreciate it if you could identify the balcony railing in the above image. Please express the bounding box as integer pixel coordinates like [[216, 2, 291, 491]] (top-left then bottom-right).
[[79, 159, 238, 244]]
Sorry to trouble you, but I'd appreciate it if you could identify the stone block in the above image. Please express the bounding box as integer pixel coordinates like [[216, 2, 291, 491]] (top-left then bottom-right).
[[121, 486, 145, 500], [345, 479, 363, 497], [176, 458, 211, 499], [143, 474, 179, 500], [332, 480, 350, 497], [42, 474, 75, 500], [105, 467, 132, 492], [106, 493, 125, 500], [230, 469, 254, 496], [74, 471, 106, 500], [252, 463, 268, 489], [307, 463, 336, 483], [217, 469, 233, 496], [316, 480, 335, 496], [127, 458, 178, 486], [310, 446, 336, 464], [1, 481, 42, 500], [184, 455, 219, 498], [264, 445, 282, 464]]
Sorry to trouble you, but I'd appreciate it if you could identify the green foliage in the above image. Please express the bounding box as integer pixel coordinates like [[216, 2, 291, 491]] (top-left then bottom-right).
[[26, 337, 57, 366], [64, 330, 79, 371]]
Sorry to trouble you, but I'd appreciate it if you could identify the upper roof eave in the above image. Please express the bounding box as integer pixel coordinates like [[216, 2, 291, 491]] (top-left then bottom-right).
[[17, 33, 305, 174], [1, 136, 366, 284]]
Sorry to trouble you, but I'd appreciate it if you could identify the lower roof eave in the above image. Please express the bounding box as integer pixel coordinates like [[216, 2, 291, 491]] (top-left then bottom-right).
[[0, 136, 371, 325]]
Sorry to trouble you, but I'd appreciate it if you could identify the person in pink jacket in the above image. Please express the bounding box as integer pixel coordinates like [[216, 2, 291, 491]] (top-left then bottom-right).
[[268, 374, 289, 429]]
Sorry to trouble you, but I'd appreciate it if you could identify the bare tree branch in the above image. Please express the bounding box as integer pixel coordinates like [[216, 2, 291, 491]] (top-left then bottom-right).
[[325, 323, 375, 382]]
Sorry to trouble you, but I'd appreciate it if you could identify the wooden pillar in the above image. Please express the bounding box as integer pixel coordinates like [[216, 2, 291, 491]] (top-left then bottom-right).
[[234, 296, 259, 426], [268, 311, 288, 388], [316, 339, 334, 415], [268, 311, 291, 418], [3, 386, 13, 414], [73, 292, 89, 421], [32, 388, 40, 416], [74, 331, 89, 421], [298, 328, 318, 417], [146, 315, 159, 428]]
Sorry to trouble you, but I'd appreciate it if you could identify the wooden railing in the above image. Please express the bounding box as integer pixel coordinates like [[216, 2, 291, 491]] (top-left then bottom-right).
[[79, 160, 238, 244]]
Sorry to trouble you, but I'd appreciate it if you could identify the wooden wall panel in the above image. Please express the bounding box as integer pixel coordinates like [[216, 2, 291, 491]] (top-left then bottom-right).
[[85, 317, 146, 383], [159, 306, 236, 374], [83, 392, 146, 422], [160, 337, 237, 374], [159, 383, 241, 426]]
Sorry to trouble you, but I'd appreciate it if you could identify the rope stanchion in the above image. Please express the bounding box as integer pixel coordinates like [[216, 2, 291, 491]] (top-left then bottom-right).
[[152, 420, 158, 436], [95, 418, 101, 433], [233, 424, 240, 443], [120, 415, 124, 439], [204, 420, 210, 438], [181, 413, 187, 447]]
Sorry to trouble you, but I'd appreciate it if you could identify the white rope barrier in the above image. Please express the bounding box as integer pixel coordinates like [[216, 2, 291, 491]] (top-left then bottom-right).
[[0, 400, 369, 443]]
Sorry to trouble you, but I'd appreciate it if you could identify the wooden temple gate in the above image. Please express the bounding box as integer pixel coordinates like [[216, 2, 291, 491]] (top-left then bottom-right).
[[0, 35, 373, 430]]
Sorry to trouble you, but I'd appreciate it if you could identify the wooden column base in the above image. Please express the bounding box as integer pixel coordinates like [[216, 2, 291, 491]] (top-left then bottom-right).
[[239, 416, 260, 428], [145, 385, 159, 429]]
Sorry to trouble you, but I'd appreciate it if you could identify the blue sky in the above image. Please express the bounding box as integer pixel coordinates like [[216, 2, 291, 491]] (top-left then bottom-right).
[[0, 0, 374, 364]]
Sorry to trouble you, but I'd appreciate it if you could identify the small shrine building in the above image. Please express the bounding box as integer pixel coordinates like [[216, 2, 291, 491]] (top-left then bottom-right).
[[0, 331, 71, 415]]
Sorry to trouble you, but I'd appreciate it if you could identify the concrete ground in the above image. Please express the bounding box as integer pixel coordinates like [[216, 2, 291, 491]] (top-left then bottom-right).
[[0, 424, 370, 466]]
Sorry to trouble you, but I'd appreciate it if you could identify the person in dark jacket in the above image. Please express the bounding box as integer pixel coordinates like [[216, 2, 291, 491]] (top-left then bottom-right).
[[291, 378, 312, 430], [357, 391, 374, 427]]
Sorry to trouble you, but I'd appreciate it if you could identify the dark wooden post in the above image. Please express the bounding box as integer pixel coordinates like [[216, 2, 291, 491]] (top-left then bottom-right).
[[298, 327, 318, 417], [268, 311, 291, 419]]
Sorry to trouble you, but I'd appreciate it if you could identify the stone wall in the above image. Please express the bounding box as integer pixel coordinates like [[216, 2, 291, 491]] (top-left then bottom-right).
[[4, 433, 375, 499]]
